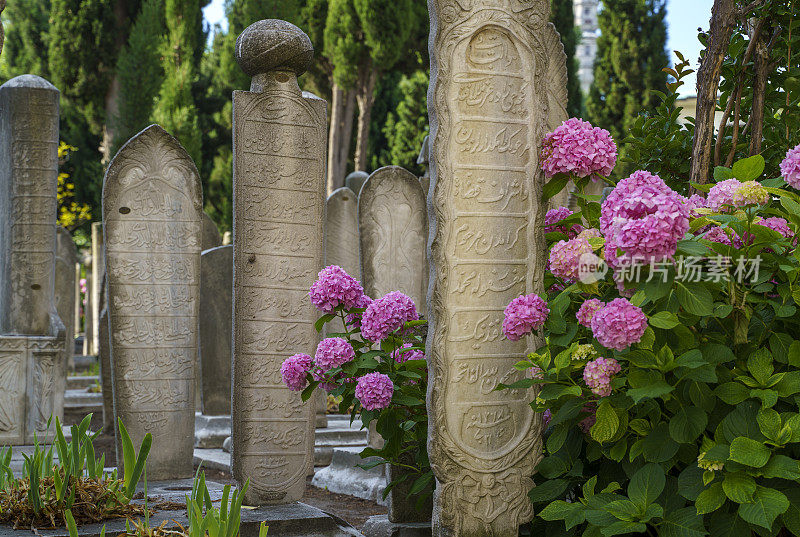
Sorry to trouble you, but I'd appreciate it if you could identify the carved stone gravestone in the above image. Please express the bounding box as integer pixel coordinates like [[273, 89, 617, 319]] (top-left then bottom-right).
[[427, 1, 568, 534], [359, 166, 427, 309], [90, 222, 104, 356], [0, 75, 65, 444], [232, 20, 324, 505], [202, 212, 223, 251], [103, 124, 202, 480], [73, 262, 82, 340], [325, 187, 360, 279], [98, 305, 113, 432], [200, 245, 232, 416], [83, 256, 93, 355], [55, 227, 78, 371], [345, 171, 368, 197]]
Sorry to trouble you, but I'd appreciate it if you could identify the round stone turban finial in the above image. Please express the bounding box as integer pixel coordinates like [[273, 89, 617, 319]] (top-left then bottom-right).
[[235, 19, 313, 77]]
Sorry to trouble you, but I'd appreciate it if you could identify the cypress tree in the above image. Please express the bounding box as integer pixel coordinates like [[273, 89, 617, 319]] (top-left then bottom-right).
[[0, 0, 51, 78], [151, 0, 203, 169], [113, 0, 165, 153], [585, 0, 668, 156], [550, 0, 582, 118], [380, 70, 429, 174]]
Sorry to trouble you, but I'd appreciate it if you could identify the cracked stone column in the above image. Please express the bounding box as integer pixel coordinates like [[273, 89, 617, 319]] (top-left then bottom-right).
[[231, 19, 326, 505], [426, 0, 569, 534]]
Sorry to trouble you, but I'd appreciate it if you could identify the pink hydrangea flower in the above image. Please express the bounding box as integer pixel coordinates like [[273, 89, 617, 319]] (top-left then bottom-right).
[[781, 144, 800, 189], [502, 294, 549, 341], [685, 194, 706, 216], [707, 179, 742, 211], [542, 409, 552, 428], [314, 337, 355, 372], [544, 206, 583, 238], [541, 118, 617, 179], [346, 294, 373, 328], [704, 226, 742, 247], [578, 403, 598, 433], [355, 372, 394, 410], [281, 353, 312, 391], [549, 238, 593, 280], [392, 343, 425, 363], [732, 181, 769, 207], [309, 265, 365, 313], [360, 291, 419, 342], [759, 217, 793, 240], [590, 298, 648, 351], [577, 228, 601, 241], [583, 357, 621, 397], [576, 298, 604, 328], [600, 172, 690, 265], [599, 170, 670, 235]]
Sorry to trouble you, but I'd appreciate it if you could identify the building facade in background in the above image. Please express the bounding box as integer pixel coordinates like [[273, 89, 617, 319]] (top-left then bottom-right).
[[574, 0, 599, 94]]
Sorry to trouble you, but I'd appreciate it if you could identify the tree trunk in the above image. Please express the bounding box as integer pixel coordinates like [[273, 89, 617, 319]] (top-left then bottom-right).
[[354, 61, 378, 173], [691, 0, 737, 184], [748, 22, 772, 156], [326, 84, 357, 195]]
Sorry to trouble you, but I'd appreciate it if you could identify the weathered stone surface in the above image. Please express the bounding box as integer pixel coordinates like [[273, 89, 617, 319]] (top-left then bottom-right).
[[315, 390, 328, 428], [73, 262, 82, 339], [55, 227, 78, 367], [90, 223, 104, 355], [345, 171, 368, 197], [311, 447, 387, 504], [103, 124, 202, 480], [417, 136, 431, 195], [232, 20, 324, 505], [199, 245, 231, 416], [194, 412, 231, 449], [98, 305, 113, 432], [0, 75, 65, 444], [82, 255, 93, 355], [359, 166, 427, 308], [325, 187, 360, 279], [427, 2, 567, 534], [363, 515, 431, 537], [202, 212, 223, 251]]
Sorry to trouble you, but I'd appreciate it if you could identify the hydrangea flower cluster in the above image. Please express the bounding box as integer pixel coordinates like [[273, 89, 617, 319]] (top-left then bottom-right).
[[309, 265, 365, 313], [572, 343, 597, 361], [549, 238, 593, 280], [392, 343, 425, 363], [502, 294, 550, 341], [583, 357, 621, 397], [542, 409, 552, 428], [590, 298, 648, 351], [579, 403, 597, 433], [360, 291, 419, 342], [732, 181, 769, 207], [346, 294, 373, 328], [697, 452, 724, 472], [576, 298, 604, 328], [577, 228, 601, 241], [281, 353, 312, 391], [354, 372, 394, 410], [781, 143, 800, 189], [541, 118, 617, 179], [759, 217, 794, 240], [704, 226, 742, 247], [599, 171, 690, 265], [544, 206, 582, 237], [315, 337, 355, 372], [706, 179, 742, 211]]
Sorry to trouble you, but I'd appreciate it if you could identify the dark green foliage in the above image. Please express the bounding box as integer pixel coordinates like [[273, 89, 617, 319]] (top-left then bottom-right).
[[378, 70, 428, 174], [586, 0, 669, 174], [152, 0, 203, 170], [624, 52, 694, 194], [550, 0, 582, 118], [47, 0, 117, 133], [0, 0, 51, 78], [324, 0, 365, 89], [113, 0, 165, 154]]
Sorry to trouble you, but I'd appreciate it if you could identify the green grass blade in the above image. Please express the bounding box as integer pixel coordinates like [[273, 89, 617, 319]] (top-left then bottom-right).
[[64, 509, 79, 537], [123, 432, 151, 499], [118, 418, 135, 488]]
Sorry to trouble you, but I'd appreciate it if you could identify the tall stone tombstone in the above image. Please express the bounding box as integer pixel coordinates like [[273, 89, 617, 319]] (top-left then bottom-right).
[[98, 305, 113, 432], [73, 262, 82, 340], [359, 166, 427, 309], [0, 75, 65, 444], [232, 20, 324, 505], [202, 212, 223, 251], [427, 1, 569, 534], [55, 227, 77, 369], [325, 187, 360, 279], [199, 245, 232, 416], [90, 222, 104, 355], [82, 256, 93, 355], [103, 124, 202, 480], [345, 171, 368, 197]]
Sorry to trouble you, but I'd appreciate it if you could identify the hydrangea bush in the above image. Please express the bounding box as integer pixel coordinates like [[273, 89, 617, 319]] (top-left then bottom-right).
[[506, 124, 800, 537], [281, 266, 432, 502]]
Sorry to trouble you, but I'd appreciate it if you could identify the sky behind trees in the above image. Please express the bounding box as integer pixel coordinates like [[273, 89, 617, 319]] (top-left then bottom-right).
[[202, 0, 714, 96]]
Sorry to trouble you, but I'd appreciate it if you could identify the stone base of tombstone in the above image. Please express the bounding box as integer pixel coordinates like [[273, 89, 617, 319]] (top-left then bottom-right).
[[311, 447, 387, 505], [63, 388, 104, 428], [362, 516, 431, 537], [194, 413, 231, 448], [0, 335, 64, 446], [0, 479, 365, 537]]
